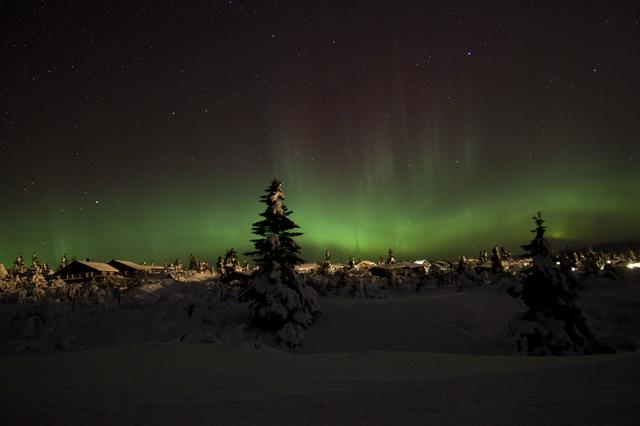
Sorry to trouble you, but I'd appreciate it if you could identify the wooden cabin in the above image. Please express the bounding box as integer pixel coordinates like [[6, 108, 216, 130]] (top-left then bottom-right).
[[53, 260, 119, 282], [108, 259, 167, 277]]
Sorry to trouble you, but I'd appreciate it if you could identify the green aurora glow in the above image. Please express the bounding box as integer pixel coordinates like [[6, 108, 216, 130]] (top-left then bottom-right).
[[2, 2, 640, 266], [2, 143, 639, 266]]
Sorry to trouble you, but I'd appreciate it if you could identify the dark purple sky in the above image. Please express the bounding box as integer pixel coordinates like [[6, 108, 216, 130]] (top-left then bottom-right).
[[1, 1, 639, 264]]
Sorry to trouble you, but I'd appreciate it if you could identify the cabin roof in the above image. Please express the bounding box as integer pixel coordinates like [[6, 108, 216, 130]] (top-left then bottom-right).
[[146, 265, 165, 270], [55, 260, 120, 274], [378, 261, 425, 270], [109, 259, 147, 271], [77, 260, 119, 272]]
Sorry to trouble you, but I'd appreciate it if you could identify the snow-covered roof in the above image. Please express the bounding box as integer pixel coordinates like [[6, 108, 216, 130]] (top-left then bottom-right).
[[295, 263, 320, 272], [109, 259, 147, 271], [380, 262, 425, 270], [146, 265, 165, 271], [76, 260, 119, 273], [355, 260, 377, 269]]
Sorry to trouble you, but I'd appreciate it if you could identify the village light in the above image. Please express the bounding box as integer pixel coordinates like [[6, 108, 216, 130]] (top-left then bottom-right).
[[627, 262, 640, 269]]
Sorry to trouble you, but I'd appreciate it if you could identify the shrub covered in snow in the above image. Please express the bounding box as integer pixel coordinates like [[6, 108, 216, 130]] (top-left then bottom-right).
[[0, 274, 251, 354], [0, 264, 8, 280]]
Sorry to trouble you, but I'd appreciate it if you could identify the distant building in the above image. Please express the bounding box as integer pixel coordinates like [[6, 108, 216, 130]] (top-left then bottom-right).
[[146, 265, 166, 274], [370, 262, 426, 278], [295, 263, 320, 273], [108, 259, 166, 277], [107, 259, 147, 277], [53, 260, 119, 282], [355, 260, 377, 270], [109, 260, 141, 274]]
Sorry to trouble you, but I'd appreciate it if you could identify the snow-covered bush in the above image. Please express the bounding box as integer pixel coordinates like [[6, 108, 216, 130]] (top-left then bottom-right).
[[0, 263, 8, 280]]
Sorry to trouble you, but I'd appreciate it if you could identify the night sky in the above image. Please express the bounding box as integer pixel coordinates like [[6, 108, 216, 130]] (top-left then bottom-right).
[[2, 1, 639, 265]]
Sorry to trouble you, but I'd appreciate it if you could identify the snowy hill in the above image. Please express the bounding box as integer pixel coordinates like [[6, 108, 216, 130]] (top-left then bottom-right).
[[1, 272, 639, 424], [1, 342, 639, 425]]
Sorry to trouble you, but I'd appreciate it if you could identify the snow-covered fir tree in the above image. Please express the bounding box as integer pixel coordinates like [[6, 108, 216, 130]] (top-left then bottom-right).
[[323, 249, 331, 267], [31, 252, 39, 270], [223, 248, 239, 272], [508, 212, 612, 355], [215, 256, 225, 275], [13, 252, 25, 274], [456, 256, 467, 273], [319, 249, 331, 274], [188, 254, 198, 271], [490, 245, 504, 273], [58, 253, 68, 271], [243, 179, 321, 347], [479, 249, 489, 264], [386, 248, 396, 264]]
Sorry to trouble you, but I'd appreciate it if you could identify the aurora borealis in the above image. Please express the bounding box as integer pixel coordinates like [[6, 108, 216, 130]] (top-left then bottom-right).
[[1, 1, 640, 265]]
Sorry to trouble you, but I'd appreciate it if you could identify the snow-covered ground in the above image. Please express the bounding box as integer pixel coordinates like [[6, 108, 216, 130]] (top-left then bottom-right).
[[302, 289, 524, 354], [2, 342, 639, 425], [1, 272, 639, 424]]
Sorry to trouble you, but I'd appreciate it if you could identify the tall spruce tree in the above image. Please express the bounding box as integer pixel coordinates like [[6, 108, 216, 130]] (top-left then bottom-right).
[[243, 179, 321, 347], [520, 212, 559, 311], [510, 212, 612, 355]]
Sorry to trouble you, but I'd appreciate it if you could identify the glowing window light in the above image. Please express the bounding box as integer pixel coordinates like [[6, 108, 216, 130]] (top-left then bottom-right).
[[627, 262, 640, 269]]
